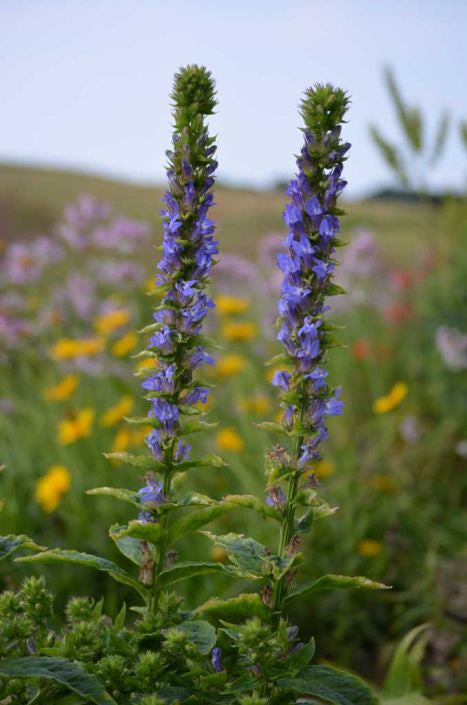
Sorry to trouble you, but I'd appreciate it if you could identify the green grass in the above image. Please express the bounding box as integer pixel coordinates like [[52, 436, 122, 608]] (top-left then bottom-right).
[[0, 161, 440, 262]]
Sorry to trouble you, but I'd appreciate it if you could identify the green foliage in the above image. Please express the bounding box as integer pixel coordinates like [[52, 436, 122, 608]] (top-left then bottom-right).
[[369, 65, 450, 194], [382, 624, 430, 698], [0, 657, 117, 705], [278, 665, 379, 705], [284, 574, 389, 605]]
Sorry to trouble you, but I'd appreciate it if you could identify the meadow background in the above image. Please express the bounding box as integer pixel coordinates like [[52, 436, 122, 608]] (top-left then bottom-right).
[[1, 0, 466, 699]]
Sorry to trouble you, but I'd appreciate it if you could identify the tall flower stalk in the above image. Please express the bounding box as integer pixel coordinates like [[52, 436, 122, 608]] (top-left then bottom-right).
[[268, 85, 350, 623], [137, 65, 219, 610]]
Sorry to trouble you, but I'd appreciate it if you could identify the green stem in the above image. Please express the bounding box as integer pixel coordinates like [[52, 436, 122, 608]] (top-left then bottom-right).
[[150, 458, 174, 614], [272, 397, 306, 627]]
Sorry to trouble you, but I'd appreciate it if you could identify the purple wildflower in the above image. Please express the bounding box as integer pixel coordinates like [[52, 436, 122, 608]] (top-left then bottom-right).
[[211, 647, 223, 672], [139, 66, 218, 509], [273, 85, 350, 468]]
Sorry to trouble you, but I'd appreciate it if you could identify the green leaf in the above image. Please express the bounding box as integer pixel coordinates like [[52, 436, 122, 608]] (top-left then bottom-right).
[[264, 352, 289, 367], [168, 620, 216, 655], [112, 520, 165, 546], [278, 665, 379, 705], [157, 561, 235, 588], [124, 415, 159, 427], [267, 552, 303, 580], [113, 603, 126, 631], [326, 283, 346, 296], [103, 452, 165, 472], [285, 574, 390, 605], [180, 419, 219, 435], [196, 593, 270, 622], [192, 334, 223, 350], [282, 637, 316, 676], [17, 550, 147, 598], [109, 525, 144, 566], [223, 494, 280, 521], [382, 696, 431, 705], [0, 534, 45, 561], [201, 532, 267, 577], [179, 491, 218, 506], [254, 421, 287, 435], [86, 487, 140, 508], [176, 453, 227, 471], [168, 503, 235, 544], [296, 509, 314, 533], [382, 624, 430, 698], [0, 657, 116, 705]]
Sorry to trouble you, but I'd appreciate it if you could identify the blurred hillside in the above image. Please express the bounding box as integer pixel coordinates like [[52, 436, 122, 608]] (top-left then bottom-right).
[[0, 162, 439, 262]]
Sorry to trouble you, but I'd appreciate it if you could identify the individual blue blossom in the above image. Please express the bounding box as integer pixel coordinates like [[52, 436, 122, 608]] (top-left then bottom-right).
[[266, 486, 286, 509], [271, 370, 291, 390], [211, 647, 222, 672]]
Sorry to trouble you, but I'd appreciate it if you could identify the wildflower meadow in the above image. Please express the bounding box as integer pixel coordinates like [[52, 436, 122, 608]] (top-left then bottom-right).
[[0, 64, 466, 704]]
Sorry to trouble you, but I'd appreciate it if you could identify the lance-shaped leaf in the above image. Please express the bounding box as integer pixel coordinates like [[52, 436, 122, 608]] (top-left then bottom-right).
[[223, 494, 280, 521], [278, 665, 379, 705], [179, 419, 219, 436], [17, 550, 147, 599], [0, 534, 46, 561], [196, 593, 270, 622], [164, 620, 216, 655], [103, 452, 165, 472], [156, 561, 235, 589], [382, 623, 430, 698], [201, 532, 268, 577], [175, 453, 227, 471], [0, 657, 117, 705], [86, 487, 140, 508], [112, 520, 165, 546], [179, 491, 219, 506], [281, 638, 316, 676], [109, 527, 144, 566], [254, 421, 288, 435], [124, 415, 159, 427], [168, 503, 235, 544], [266, 551, 303, 580], [284, 574, 390, 605]]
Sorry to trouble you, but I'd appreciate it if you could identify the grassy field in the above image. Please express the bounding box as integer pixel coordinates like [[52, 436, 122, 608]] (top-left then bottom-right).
[[0, 161, 440, 261], [1, 161, 465, 694]]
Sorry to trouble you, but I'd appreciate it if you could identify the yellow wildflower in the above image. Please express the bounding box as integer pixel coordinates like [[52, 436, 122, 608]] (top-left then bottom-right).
[[216, 428, 244, 453], [239, 395, 271, 416], [314, 460, 334, 478], [134, 357, 158, 374], [51, 337, 104, 361], [145, 277, 157, 294], [221, 321, 256, 342], [130, 426, 153, 446], [94, 309, 130, 336], [58, 408, 95, 445], [112, 427, 132, 453], [101, 396, 134, 428], [35, 465, 71, 513], [358, 540, 384, 557], [43, 374, 79, 402], [215, 295, 250, 316], [112, 332, 138, 357], [373, 382, 408, 414], [370, 475, 397, 493], [217, 354, 247, 378]]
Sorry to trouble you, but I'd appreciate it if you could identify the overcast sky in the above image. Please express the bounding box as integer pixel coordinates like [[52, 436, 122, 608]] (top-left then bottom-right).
[[1, 0, 466, 196]]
